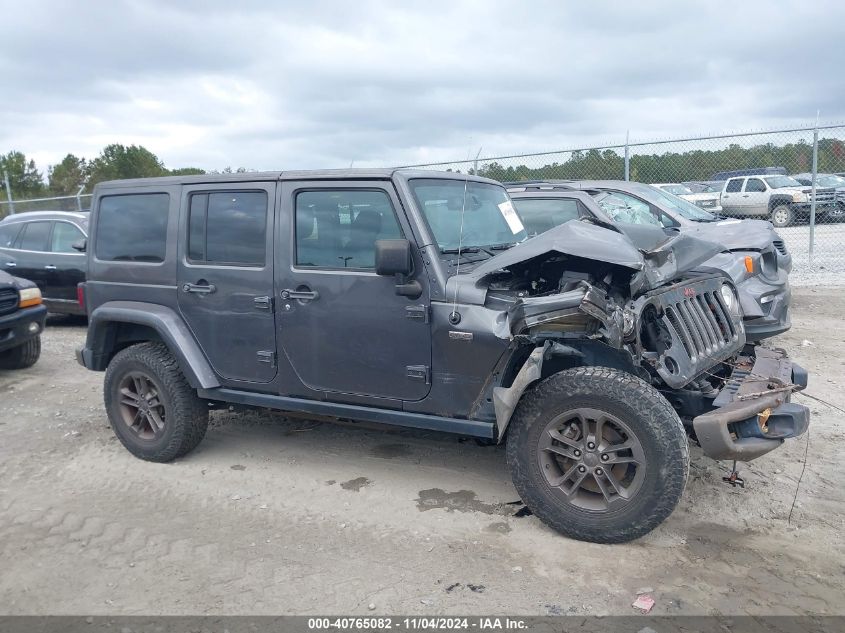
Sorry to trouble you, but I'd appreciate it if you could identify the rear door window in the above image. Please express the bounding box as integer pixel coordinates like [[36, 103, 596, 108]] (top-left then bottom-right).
[[188, 191, 268, 266], [0, 223, 21, 247], [16, 221, 52, 251], [96, 193, 170, 262]]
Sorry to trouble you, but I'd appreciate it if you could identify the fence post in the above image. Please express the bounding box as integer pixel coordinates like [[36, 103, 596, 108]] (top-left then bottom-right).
[[624, 130, 630, 181], [2, 170, 13, 214], [809, 126, 819, 267], [76, 185, 85, 212]]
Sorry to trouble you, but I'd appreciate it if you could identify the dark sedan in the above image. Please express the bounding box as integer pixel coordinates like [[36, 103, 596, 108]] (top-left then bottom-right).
[[0, 211, 88, 315]]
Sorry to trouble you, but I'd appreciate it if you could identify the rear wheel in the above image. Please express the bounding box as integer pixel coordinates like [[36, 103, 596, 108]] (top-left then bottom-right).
[[770, 204, 793, 228], [506, 367, 689, 543], [0, 336, 41, 370], [104, 342, 208, 462]]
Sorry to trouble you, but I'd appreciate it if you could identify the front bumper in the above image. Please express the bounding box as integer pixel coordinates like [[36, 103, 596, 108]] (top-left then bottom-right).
[[692, 347, 809, 461], [0, 304, 47, 353], [742, 282, 791, 342]]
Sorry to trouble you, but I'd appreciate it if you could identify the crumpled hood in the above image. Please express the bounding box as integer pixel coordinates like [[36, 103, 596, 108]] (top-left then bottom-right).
[[683, 218, 776, 251], [451, 220, 725, 300]]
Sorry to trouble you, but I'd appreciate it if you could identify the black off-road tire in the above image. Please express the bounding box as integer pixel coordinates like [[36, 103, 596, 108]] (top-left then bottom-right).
[[770, 204, 793, 228], [506, 367, 689, 544], [0, 335, 41, 370], [104, 342, 208, 462]]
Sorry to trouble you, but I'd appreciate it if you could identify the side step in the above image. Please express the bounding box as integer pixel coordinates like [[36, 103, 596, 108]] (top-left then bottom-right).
[[197, 388, 496, 439]]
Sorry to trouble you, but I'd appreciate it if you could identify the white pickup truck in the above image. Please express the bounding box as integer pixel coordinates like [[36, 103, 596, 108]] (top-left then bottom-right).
[[719, 174, 836, 228]]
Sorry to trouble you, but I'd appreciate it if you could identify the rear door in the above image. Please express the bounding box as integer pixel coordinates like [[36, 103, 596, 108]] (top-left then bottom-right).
[[720, 178, 745, 214], [45, 220, 87, 303], [8, 220, 52, 293], [276, 180, 432, 401], [743, 177, 769, 216], [177, 183, 277, 384]]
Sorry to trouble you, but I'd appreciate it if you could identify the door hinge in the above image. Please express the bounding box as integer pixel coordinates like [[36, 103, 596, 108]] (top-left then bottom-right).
[[256, 350, 276, 366], [405, 305, 429, 322], [254, 296, 274, 310], [406, 365, 430, 384]]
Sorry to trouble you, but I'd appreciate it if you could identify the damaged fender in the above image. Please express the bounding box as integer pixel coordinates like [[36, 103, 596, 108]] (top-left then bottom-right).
[[492, 341, 583, 441]]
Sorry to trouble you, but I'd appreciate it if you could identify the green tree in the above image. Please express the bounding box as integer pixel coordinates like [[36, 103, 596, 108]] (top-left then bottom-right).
[[87, 144, 168, 186], [48, 154, 89, 196], [0, 150, 46, 198], [169, 167, 205, 176]]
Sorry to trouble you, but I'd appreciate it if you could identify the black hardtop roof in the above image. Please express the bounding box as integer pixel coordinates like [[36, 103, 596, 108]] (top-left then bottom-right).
[[93, 168, 502, 190]]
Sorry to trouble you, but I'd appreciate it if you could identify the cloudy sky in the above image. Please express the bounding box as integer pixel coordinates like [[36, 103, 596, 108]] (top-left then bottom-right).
[[1, 0, 843, 173]]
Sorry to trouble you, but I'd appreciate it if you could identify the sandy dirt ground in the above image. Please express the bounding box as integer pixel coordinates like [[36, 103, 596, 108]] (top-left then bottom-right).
[[0, 287, 843, 616]]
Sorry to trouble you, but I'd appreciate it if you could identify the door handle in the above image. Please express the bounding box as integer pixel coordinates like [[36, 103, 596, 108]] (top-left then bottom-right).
[[742, 194, 750, 198], [281, 288, 319, 301], [44, 265, 57, 270], [182, 282, 217, 294], [4, 262, 15, 267]]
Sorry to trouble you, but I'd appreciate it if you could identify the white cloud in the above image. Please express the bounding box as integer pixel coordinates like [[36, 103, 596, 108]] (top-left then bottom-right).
[[0, 0, 842, 175]]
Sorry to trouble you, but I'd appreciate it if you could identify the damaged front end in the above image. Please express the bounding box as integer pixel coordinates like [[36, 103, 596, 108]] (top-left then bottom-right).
[[460, 221, 810, 461]]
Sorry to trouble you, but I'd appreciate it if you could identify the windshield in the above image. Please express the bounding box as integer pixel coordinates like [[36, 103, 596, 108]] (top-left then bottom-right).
[[638, 185, 717, 221], [765, 176, 803, 189], [594, 192, 662, 227], [409, 179, 527, 251], [659, 184, 693, 195], [816, 174, 845, 187]]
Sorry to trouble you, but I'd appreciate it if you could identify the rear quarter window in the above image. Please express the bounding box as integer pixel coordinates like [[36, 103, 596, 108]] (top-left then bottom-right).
[[96, 193, 170, 262]]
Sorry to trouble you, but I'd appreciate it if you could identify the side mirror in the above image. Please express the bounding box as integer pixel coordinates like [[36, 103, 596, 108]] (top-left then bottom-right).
[[375, 239, 412, 276], [374, 239, 421, 299], [71, 238, 87, 253]]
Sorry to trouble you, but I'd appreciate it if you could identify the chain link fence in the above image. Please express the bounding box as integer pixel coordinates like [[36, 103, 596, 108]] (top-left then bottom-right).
[[0, 193, 92, 217], [398, 124, 845, 281]]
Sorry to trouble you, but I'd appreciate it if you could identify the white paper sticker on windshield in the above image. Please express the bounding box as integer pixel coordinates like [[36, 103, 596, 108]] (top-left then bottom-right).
[[498, 200, 525, 235]]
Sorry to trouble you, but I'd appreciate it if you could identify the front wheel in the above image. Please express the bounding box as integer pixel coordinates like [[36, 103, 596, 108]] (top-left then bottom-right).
[[770, 204, 793, 228], [0, 336, 41, 369], [506, 367, 689, 543]]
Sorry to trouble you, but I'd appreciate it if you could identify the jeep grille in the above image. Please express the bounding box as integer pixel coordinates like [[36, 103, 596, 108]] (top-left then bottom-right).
[[642, 278, 745, 389], [0, 288, 18, 316]]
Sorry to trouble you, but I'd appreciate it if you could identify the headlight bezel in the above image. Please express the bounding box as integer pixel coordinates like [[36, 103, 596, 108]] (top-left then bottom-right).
[[720, 283, 739, 315]]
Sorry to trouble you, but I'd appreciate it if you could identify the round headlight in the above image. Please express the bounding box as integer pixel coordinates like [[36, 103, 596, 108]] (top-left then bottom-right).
[[720, 284, 738, 314]]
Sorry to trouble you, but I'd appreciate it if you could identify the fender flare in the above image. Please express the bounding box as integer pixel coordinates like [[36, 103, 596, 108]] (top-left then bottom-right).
[[84, 301, 219, 389], [768, 195, 793, 210], [492, 342, 583, 442]]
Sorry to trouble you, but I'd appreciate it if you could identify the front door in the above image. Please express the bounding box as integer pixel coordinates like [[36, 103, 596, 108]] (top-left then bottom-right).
[[177, 183, 277, 384], [45, 220, 87, 304], [276, 181, 432, 401]]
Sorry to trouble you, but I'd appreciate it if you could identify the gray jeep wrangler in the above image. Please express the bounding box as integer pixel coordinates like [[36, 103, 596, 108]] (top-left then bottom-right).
[[77, 169, 810, 543]]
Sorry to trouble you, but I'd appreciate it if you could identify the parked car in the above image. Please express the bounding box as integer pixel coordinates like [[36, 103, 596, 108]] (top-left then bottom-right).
[[652, 182, 722, 212], [684, 181, 725, 194], [0, 211, 88, 314], [77, 169, 810, 544], [791, 173, 845, 220], [506, 180, 792, 341], [711, 167, 787, 180], [0, 268, 46, 369], [719, 175, 837, 227]]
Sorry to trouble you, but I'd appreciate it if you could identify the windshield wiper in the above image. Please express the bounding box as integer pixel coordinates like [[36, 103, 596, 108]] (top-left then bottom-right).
[[488, 242, 517, 250], [440, 246, 480, 254]]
